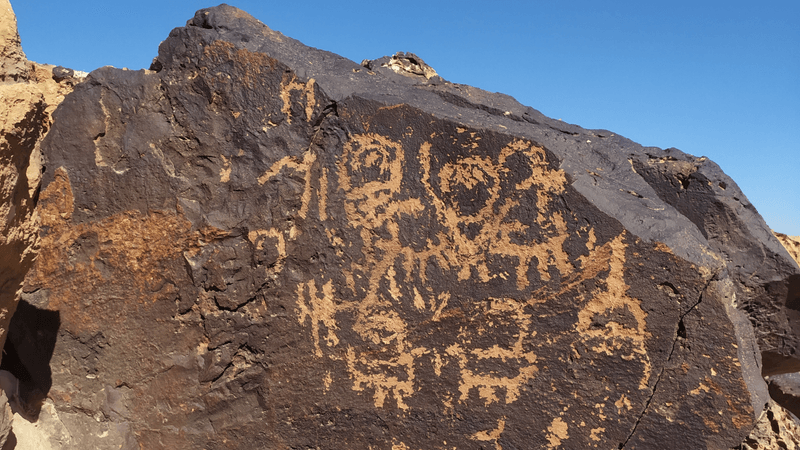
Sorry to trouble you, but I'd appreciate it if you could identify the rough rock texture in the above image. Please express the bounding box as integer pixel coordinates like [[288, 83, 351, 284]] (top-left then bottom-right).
[[768, 372, 800, 418], [4, 4, 800, 449], [738, 400, 800, 450], [0, 0, 28, 82], [0, 392, 12, 449], [362, 52, 439, 80], [0, 0, 80, 359], [776, 233, 800, 268], [5, 399, 76, 450], [0, 4, 83, 448], [0, 64, 77, 352]]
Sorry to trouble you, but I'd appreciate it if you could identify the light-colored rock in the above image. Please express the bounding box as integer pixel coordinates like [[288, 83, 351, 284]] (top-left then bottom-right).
[[7, 401, 72, 450], [0, 392, 13, 449], [0, 3, 79, 359], [775, 232, 800, 268], [739, 400, 800, 449], [0, 371, 19, 413], [7, 397, 134, 450], [383, 52, 438, 79], [0, 0, 28, 82]]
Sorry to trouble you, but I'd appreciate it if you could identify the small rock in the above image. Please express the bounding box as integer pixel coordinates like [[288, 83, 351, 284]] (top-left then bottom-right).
[[51, 66, 74, 82], [383, 52, 438, 79]]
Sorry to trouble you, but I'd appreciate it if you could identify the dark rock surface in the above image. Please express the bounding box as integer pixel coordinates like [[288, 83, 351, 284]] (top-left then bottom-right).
[[769, 373, 800, 419], [6, 4, 800, 449], [50, 66, 74, 82]]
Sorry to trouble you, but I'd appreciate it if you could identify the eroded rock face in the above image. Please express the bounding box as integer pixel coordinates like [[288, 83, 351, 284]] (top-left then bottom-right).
[[738, 401, 800, 450], [0, 0, 80, 367], [0, 392, 12, 449], [7, 4, 800, 449], [767, 372, 800, 419], [0, 0, 28, 82], [775, 232, 800, 268], [0, 3, 90, 447], [0, 64, 77, 350]]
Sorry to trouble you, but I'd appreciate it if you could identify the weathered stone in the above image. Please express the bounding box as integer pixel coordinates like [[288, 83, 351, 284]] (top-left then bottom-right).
[[0, 5, 86, 448], [738, 400, 800, 450], [768, 372, 800, 419], [3, 4, 800, 449], [0, 41, 78, 364], [776, 232, 800, 268], [50, 66, 73, 83], [362, 52, 439, 80], [0, 0, 28, 82], [0, 391, 12, 449]]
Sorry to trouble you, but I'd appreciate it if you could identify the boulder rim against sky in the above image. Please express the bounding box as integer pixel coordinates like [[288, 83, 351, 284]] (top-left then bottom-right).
[[1, 3, 800, 449]]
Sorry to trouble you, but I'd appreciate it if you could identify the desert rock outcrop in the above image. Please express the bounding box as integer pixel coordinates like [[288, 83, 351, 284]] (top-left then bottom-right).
[[2, 4, 800, 449], [1, 0, 80, 361], [776, 232, 800, 268], [0, 1, 83, 447], [0, 0, 28, 82]]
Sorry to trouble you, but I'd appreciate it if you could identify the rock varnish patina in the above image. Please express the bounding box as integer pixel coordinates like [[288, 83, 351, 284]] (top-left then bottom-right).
[[6, 5, 800, 449]]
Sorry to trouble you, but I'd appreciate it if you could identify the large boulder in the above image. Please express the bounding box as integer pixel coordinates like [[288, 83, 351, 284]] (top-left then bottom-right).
[[4, 5, 799, 449]]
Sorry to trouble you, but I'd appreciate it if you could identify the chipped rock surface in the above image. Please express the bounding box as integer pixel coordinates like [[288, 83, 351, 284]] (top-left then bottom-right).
[[0, 64, 78, 341], [0, 392, 11, 449], [0, 0, 80, 357], [737, 401, 800, 450], [2, 4, 800, 450], [0, 3, 84, 448], [0, 0, 27, 82], [775, 232, 800, 268], [768, 372, 800, 419]]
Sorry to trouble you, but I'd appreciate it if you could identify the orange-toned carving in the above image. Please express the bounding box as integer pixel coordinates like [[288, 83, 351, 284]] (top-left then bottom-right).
[[292, 129, 652, 418]]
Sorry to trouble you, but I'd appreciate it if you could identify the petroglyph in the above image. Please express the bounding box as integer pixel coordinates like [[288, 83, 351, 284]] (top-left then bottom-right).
[[257, 149, 319, 221], [419, 138, 572, 288], [21, 7, 774, 446], [297, 279, 338, 357], [290, 122, 655, 434], [279, 73, 315, 124], [471, 417, 506, 450], [574, 234, 653, 390], [448, 298, 538, 406], [219, 154, 231, 182]]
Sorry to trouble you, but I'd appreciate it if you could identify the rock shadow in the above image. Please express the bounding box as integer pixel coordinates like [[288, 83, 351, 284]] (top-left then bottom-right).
[[0, 299, 60, 422]]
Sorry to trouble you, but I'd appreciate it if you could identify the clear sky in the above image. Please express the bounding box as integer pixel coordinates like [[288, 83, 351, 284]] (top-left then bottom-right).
[[11, 0, 800, 235]]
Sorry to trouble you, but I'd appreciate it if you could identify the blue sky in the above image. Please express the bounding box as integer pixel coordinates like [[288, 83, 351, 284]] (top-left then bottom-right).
[[12, 1, 800, 235]]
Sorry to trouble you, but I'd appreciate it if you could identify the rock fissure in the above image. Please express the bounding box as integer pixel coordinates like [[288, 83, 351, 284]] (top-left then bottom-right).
[[619, 274, 716, 449], [619, 368, 667, 449], [671, 275, 716, 359]]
